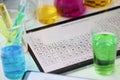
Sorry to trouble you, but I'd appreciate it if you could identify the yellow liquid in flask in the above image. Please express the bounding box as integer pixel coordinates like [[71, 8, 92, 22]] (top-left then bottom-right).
[[37, 5, 59, 24], [84, 0, 112, 8]]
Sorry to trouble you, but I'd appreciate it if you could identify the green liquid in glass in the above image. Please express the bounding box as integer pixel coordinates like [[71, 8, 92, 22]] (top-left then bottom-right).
[[92, 32, 118, 75]]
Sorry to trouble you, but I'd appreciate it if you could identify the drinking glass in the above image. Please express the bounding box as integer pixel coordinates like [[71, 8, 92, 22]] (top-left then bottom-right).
[[91, 23, 119, 75]]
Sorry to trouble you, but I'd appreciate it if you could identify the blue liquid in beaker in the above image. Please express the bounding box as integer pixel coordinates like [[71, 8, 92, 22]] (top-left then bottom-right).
[[1, 45, 26, 79]]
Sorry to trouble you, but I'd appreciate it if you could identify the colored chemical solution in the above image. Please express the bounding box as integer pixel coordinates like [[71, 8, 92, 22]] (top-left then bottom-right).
[[84, 0, 112, 8], [54, 0, 86, 18], [92, 32, 117, 75], [0, 4, 12, 28], [1, 45, 26, 79], [0, 15, 9, 38], [37, 5, 59, 24]]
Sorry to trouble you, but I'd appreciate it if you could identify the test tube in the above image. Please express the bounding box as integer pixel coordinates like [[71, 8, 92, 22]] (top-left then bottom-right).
[[0, 3, 12, 28]]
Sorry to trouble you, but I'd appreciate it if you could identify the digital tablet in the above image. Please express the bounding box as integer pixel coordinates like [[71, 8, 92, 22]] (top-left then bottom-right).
[[26, 6, 120, 73]]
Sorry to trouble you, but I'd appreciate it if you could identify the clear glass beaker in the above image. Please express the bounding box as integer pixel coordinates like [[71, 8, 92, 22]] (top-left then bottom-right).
[[1, 44, 26, 80], [36, 0, 59, 24], [0, 0, 28, 52], [54, 0, 86, 18]]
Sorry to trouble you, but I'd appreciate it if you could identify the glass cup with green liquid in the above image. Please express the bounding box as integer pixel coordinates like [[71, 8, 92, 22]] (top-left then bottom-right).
[[92, 24, 118, 75]]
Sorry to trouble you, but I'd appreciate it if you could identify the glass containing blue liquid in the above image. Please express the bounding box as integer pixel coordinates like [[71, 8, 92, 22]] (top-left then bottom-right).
[[1, 44, 26, 79]]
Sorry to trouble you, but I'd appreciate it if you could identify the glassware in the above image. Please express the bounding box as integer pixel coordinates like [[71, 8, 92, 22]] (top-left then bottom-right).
[[0, 0, 22, 21], [0, 0, 28, 52], [37, 0, 59, 24], [0, 3, 27, 78], [0, 3, 12, 28], [84, 0, 112, 8], [54, 0, 86, 18], [91, 23, 119, 75], [7, 24, 28, 52], [1, 44, 26, 80]]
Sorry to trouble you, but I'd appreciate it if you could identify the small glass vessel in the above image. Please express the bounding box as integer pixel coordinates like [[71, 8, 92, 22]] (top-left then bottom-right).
[[54, 0, 86, 18], [37, 0, 59, 24], [84, 0, 112, 8]]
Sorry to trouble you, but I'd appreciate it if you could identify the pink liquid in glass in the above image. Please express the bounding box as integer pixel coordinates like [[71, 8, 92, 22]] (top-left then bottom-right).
[[54, 0, 86, 18]]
